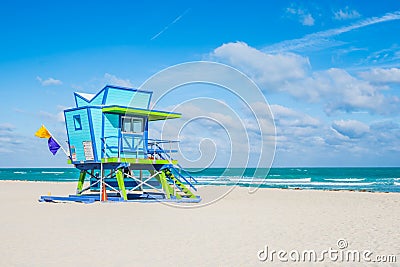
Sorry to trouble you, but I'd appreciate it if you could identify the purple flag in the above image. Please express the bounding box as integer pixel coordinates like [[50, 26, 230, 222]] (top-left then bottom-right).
[[48, 137, 61, 155]]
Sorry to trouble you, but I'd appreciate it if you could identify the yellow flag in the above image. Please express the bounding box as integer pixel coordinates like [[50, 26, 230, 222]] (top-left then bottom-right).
[[35, 125, 51, 139]]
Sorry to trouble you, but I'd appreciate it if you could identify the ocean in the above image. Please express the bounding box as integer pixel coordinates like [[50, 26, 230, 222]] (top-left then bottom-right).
[[1, 167, 400, 193]]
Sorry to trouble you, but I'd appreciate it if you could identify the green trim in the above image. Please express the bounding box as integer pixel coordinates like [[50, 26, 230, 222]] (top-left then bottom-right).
[[116, 169, 128, 201], [68, 157, 178, 165], [102, 157, 178, 165], [76, 171, 86, 195], [102, 106, 181, 121]]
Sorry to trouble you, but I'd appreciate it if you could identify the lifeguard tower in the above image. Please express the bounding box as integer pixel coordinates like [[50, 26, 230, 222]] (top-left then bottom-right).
[[41, 85, 200, 203]]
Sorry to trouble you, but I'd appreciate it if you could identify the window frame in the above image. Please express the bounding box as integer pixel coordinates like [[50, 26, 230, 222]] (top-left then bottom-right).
[[73, 115, 82, 130], [121, 116, 144, 134]]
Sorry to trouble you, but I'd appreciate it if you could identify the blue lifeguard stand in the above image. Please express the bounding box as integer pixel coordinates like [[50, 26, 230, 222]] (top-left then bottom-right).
[[42, 85, 199, 203]]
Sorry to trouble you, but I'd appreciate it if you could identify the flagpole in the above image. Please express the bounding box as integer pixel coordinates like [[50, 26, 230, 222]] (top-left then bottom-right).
[[46, 129, 70, 158]]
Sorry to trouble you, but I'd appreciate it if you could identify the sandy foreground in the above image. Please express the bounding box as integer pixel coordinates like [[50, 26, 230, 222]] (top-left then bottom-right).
[[0, 181, 399, 266]]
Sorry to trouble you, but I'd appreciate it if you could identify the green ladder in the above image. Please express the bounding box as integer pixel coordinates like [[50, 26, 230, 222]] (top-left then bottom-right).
[[163, 169, 197, 199]]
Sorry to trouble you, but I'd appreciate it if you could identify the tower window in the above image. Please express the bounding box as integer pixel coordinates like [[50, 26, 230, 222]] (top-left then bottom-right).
[[121, 116, 143, 133], [73, 115, 82, 130]]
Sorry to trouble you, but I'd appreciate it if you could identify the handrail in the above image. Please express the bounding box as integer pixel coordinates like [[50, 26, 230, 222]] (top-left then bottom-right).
[[168, 167, 197, 191], [147, 139, 177, 163], [101, 135, 121, 159], [102, 133, 145, 160], [148, 138, 180, 144], [101, 135, 197, 192], [152, 143, 198, 184], [174, 166, 198, 184]]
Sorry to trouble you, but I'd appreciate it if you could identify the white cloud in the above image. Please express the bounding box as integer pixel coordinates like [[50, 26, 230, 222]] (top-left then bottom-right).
[[39, 111, 64, 123], [39, 106, 68, 123], [212, 42, 400, 115], [36, 76, 63, 86], [264, 11, 400, 53], [269, 104, 323, 154], [302, 14, 315, 26], [361, 46, 400, 66], [104, 73, 133, 88], [0, 123, 23, 153], [270, 104, 320, 128], [211, 41, 310, 88], [333, 7, 361, 20], [0, 123, 15, 132], [369, 120, 400, 152], [270, 111, 400, 166], [272, 114, 400, 165], [286, 6, 315, 26], [283, 68, 400, 115], [0, 147, 13, 153], [358, 68, 400, 83], [332, 120, 369, 139]]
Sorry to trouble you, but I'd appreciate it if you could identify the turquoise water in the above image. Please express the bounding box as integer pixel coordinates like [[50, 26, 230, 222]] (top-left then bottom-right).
[[1, 167, 400, 193], [189, 167, 400, 193]]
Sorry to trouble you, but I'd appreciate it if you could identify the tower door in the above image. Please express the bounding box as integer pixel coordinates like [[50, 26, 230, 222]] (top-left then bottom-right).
[[121, 116, 145, 157]]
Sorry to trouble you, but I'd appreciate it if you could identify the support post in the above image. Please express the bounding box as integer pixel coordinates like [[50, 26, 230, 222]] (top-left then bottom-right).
[[100, 162, 104, 202], [158, 171, 171, 199], [116, 168, 128, 201], [118, 129, 121, 162], [139, 170, 143, 191], [153, 142, 156, 163], [76, 170, 86, 195]]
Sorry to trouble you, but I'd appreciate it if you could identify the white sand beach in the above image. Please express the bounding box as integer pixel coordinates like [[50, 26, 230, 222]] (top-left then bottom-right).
[[0, 181, 399, 266]]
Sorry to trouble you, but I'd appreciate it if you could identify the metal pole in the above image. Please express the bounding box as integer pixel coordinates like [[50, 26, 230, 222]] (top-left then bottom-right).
[[118, 130, 121, 161], [46, 129, 69, 157], [140, 170, 143, 191], [169, 141, 172, 164], [153, 141, 156, 163], [100, 161, 103, 202]]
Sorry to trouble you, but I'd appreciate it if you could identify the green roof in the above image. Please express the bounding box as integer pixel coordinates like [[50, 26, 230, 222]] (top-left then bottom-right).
[[102, 105, 181, 121]]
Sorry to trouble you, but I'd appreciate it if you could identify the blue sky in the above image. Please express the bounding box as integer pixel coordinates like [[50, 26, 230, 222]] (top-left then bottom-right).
[[1, 0, 400, 167]]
